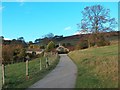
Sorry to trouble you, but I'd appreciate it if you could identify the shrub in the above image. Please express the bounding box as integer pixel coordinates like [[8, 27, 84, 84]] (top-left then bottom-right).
[[62, 43, 66, 47], [2, 44, 26, 64], [66, 43, 72, 47], [46, 41, 55, 52], [17, 48, 26, 59], [90, 42, 95, 47], [40, 45, 45, 49], [96, 40, 110, 47], [76, 39, 88, 50], [55, 44, 59, 48], [27, 53, 36, 59], [96, 34, 110, 47]]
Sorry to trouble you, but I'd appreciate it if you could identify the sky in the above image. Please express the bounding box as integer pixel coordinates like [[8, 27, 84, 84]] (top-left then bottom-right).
[[1, 1, 118, 42]]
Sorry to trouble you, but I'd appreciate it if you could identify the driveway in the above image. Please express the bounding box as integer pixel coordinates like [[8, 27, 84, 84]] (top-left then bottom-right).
[[29, 54, 77, 88]]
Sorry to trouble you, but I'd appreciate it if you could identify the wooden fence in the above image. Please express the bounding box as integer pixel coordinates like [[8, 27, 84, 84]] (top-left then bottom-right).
[[1, 52, 58, 88]]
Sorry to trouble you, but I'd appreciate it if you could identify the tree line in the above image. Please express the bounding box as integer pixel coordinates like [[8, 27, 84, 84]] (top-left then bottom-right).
[[1, 36, 58, 65]]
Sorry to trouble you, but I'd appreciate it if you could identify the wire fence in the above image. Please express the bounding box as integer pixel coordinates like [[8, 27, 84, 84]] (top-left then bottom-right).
[[1, 52, 59, 88]]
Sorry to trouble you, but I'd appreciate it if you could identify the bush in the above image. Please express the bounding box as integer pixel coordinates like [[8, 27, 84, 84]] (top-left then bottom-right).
[[46, 41, 55, 52], [40, 45, 45, 49], [76, 39, 88, 50], [55, 45, 59, 48], [66, 43, 72, 47], [96, 40, 110, 47], [27, 52, 36, 59], [62, 43, 72, 47], [90, 42, 95, 47], [105, 40, 110, 46], [2, 44, 26, 64], [96, 34, 110, 47], [62, 43, 66, 47]]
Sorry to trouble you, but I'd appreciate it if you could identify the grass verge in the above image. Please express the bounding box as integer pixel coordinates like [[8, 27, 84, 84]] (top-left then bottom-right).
[[2, 54, 60, 89]]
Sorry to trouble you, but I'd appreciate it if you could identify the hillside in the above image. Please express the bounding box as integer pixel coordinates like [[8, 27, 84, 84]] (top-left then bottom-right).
[[2, 31, 118, 47], [35, 31, 119, 50], [57, 31, 118, 45], [68, 44, 118, 88]]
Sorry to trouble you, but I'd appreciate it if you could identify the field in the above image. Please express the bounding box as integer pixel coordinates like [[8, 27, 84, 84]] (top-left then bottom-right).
[[68, 44, 118, 88], [3, 53, 59, 89]]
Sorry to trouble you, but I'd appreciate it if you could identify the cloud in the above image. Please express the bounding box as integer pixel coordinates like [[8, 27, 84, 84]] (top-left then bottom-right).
[[64, 26, 72, 30], [4, 38, 11, 40], [74, 31, 88, 35], [73, 31, 81, 35]]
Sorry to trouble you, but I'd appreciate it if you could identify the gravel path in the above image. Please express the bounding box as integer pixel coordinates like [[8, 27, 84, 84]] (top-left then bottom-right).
[[29, 54, 77, 88]]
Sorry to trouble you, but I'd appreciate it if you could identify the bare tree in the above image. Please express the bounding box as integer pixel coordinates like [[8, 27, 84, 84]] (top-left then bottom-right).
[[77, 5, 117, 47]]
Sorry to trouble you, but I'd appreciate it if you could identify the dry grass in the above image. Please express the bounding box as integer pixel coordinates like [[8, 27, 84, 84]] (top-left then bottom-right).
[[68, 44, 118, 88]]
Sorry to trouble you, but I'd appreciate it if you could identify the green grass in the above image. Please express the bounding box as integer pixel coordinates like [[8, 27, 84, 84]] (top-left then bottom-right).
[[3, 54, 59, 89], [68, 44, 118, 88]]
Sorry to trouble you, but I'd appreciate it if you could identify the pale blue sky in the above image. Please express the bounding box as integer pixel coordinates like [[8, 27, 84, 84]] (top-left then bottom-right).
[[2, 2, 118, 42]]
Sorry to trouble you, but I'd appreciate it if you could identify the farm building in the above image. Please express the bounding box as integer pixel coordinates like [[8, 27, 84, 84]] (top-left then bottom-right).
[[56, 44, 69, 54]]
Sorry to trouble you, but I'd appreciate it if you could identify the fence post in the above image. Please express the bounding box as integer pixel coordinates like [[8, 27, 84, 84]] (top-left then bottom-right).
[[40, 58, 42, 70], [2, 63, 5, 86], [26, 55, 29, 80], [56, 52, 58, 58], [51, 51, 52, 55], [44, 52, 46, 57], [46, 57, 48, 68], [26, 60, 29, 80], [48, 59, 51, 65]]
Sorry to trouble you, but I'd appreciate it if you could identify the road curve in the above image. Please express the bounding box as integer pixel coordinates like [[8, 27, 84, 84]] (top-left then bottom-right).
[[29, 54, 77, 88]]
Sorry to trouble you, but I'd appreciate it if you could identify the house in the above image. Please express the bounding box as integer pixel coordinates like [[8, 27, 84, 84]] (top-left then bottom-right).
[[26, 49, 44, 55], [56, 43, 69, 54]]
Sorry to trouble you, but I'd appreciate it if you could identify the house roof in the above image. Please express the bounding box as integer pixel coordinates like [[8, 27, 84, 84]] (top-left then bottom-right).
[[56, 45, 69, 51]]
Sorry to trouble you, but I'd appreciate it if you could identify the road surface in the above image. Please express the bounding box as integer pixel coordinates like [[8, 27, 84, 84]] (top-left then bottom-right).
[[29, 54, 77, 88]]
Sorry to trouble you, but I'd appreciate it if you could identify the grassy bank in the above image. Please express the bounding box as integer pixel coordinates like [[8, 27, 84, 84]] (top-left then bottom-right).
[[68, 44, 118, 88], [3, 54, 59, 89]]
